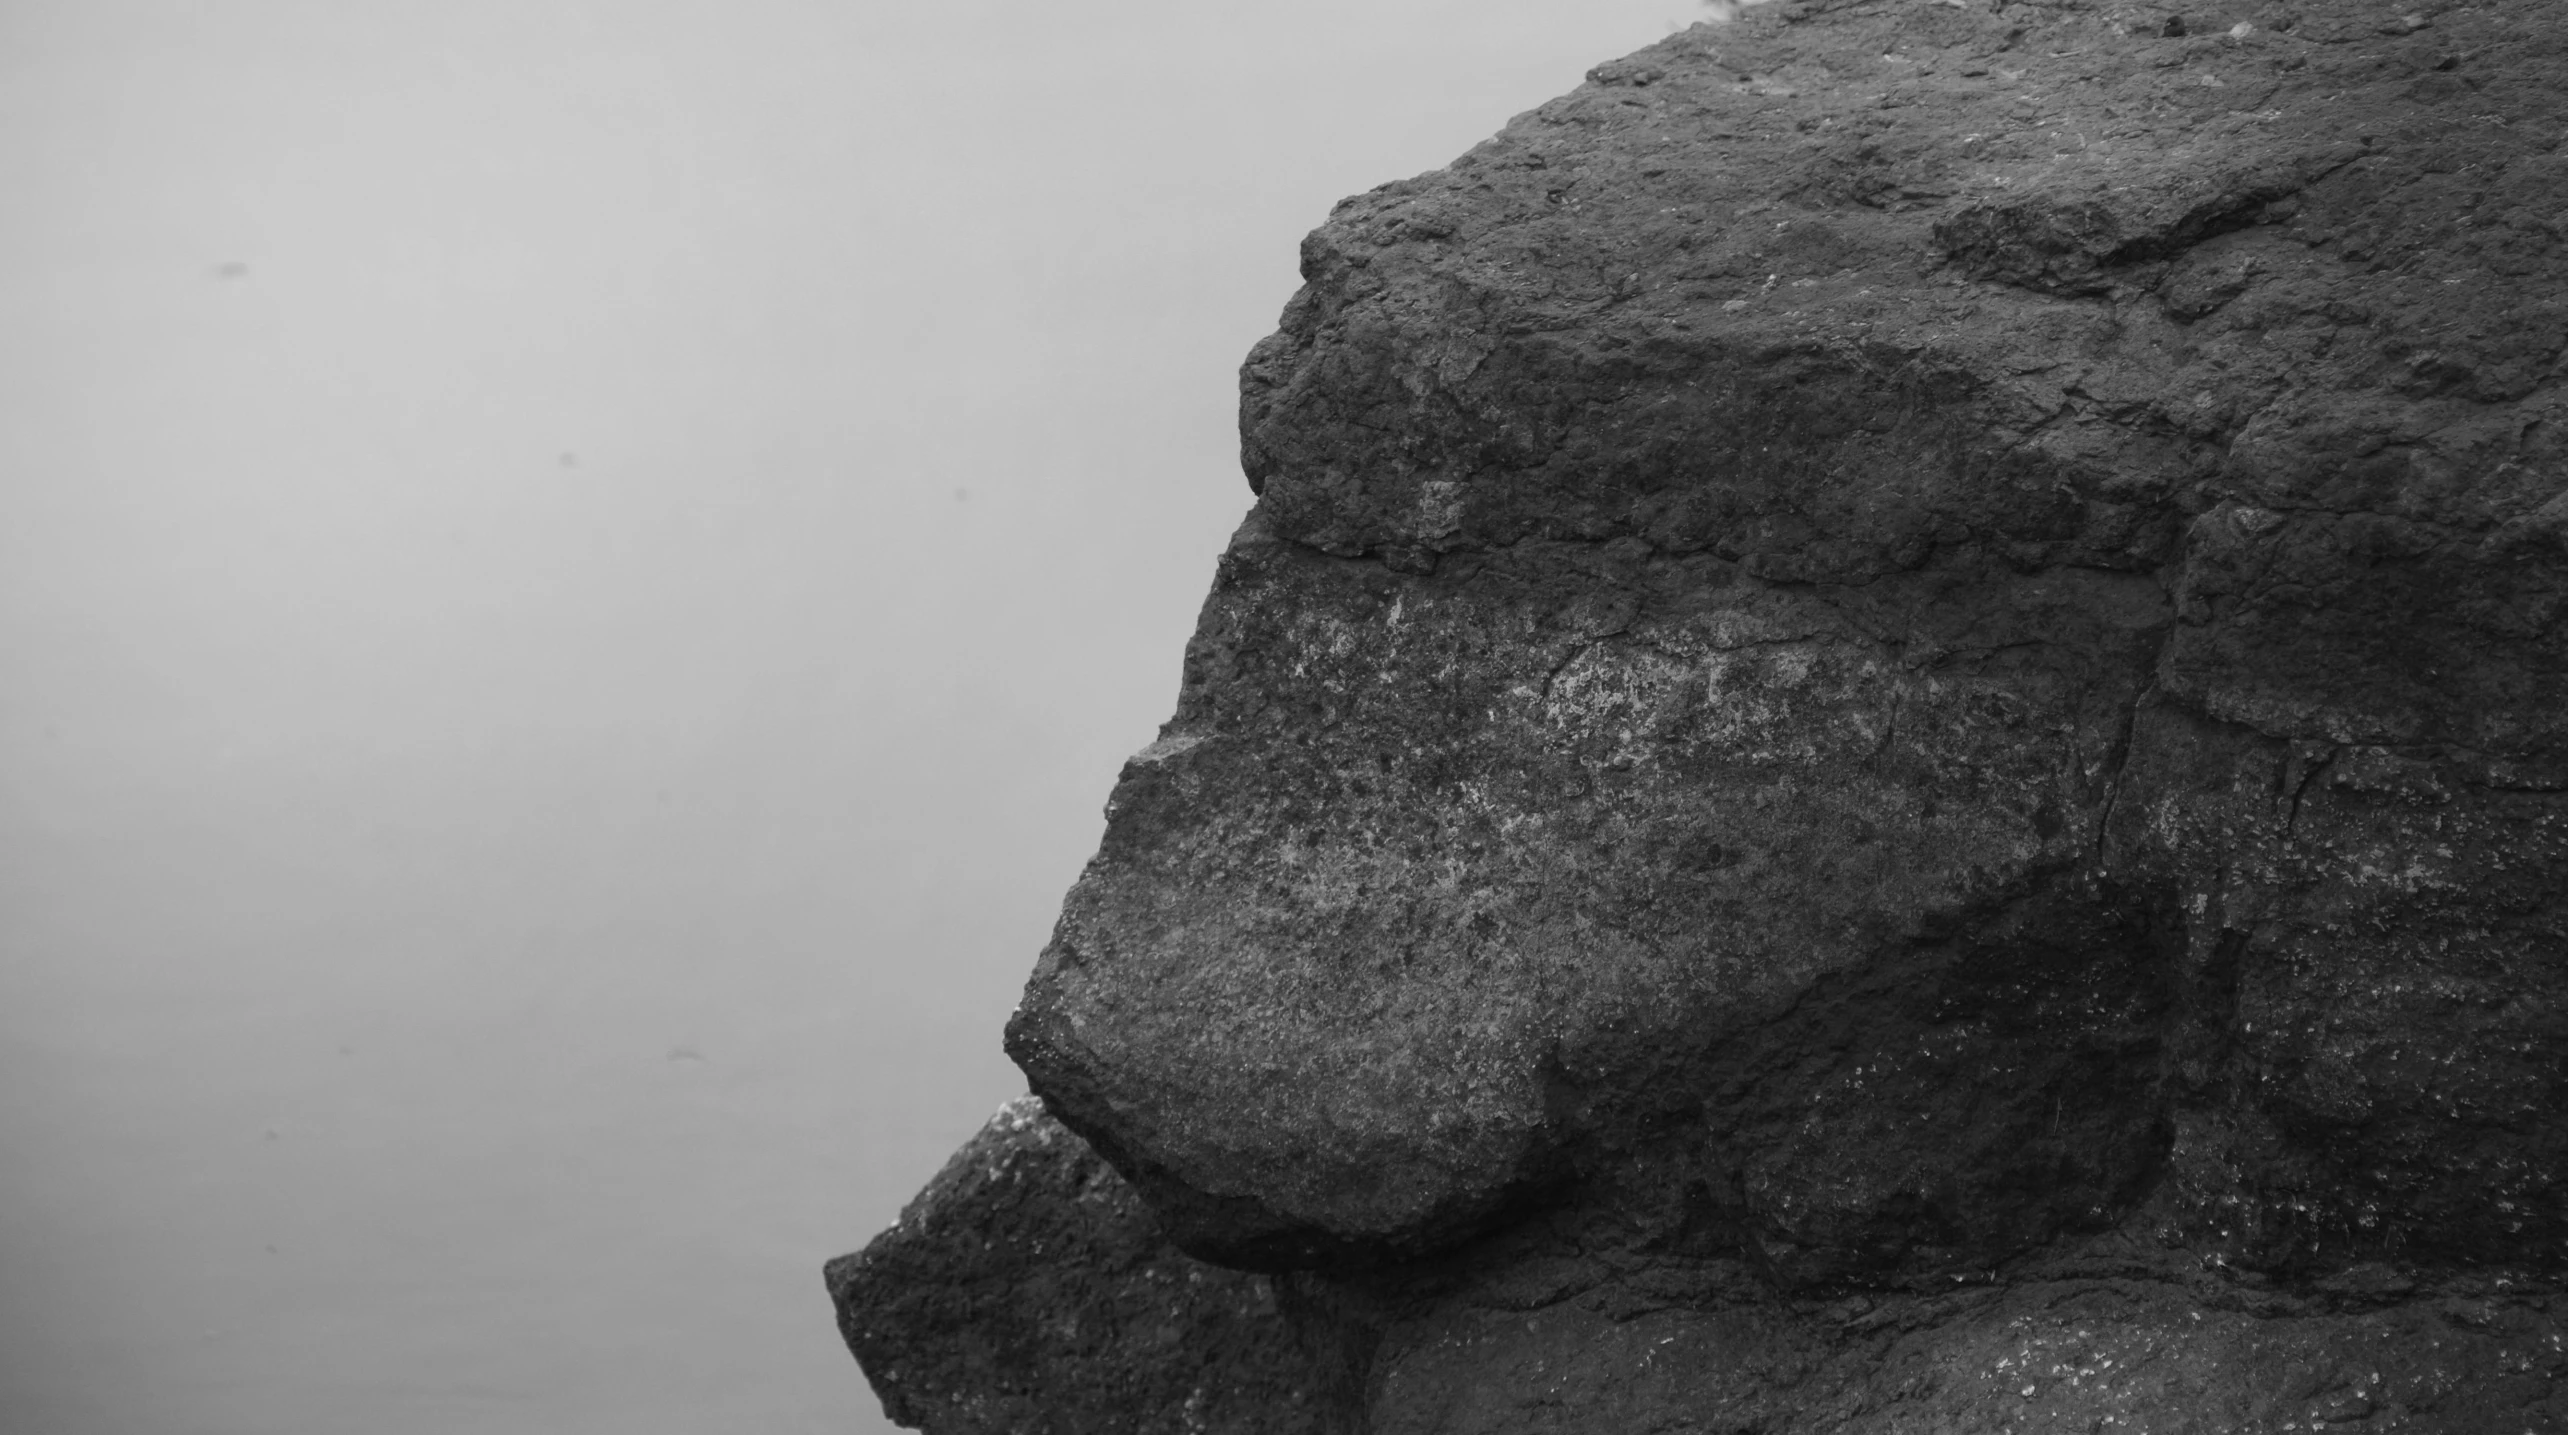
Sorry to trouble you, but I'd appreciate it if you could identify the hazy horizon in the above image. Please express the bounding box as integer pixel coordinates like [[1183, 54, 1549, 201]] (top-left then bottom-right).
[[1, 3, 1706, 1429]]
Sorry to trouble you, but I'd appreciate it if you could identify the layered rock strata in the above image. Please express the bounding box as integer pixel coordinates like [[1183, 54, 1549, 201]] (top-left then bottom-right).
[[833, 0, 2568, 1427]]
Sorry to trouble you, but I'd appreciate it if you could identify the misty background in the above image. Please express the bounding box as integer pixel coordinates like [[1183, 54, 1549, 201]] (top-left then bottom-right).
[[0, 2, 1703, 1430]]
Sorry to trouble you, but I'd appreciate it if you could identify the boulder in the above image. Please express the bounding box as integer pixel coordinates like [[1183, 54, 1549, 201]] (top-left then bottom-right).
[[1005, 0, 2568, 1282], [839, 0, 2568, 1426]]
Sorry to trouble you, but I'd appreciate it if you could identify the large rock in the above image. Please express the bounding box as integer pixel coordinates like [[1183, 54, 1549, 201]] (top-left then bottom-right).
[[838, 0, 2567, 1427], [1005, 0, 2568, 1280]]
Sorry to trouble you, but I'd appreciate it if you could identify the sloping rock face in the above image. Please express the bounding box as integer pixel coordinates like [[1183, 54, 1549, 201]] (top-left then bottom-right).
[[836, 0, 2568, 1427]]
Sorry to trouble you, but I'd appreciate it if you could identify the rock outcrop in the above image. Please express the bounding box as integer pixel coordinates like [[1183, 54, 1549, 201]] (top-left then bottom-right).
[[832, 0, 2568, 1427]]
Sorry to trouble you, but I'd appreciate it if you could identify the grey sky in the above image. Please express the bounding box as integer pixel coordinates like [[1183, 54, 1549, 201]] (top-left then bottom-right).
[[0, 3, 1700, 1430]]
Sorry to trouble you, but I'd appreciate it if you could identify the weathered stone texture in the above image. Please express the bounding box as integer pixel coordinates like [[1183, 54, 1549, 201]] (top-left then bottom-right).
[[824, 1098, 1359, 1433], [1010, 0, 2568, 1281], [837, 0, 2568, 1427], [1363, 1268, 2567, 1433]]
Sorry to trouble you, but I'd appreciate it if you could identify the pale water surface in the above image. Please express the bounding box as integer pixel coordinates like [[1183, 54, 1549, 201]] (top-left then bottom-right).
[[0, 2, 1701, 1430]]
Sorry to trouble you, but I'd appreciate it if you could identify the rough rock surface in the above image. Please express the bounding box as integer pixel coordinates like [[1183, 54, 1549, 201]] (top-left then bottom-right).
[[824, 1098, 1360, 1433], [843, 1110, 2565, 1433], [836, 0, 2567, 1427]]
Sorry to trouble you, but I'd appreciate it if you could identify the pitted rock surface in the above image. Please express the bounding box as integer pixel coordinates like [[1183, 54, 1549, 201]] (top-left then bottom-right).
[[839, 1113, 2566, 1433], [838, 0, 2568, 1428], [1008, 0, 2567, 1278], [823, 1098, 1359, 1434]]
